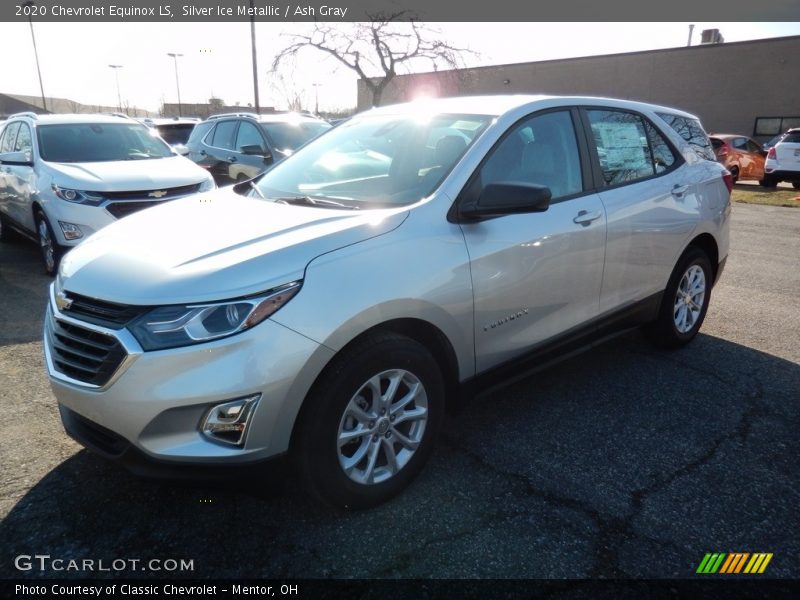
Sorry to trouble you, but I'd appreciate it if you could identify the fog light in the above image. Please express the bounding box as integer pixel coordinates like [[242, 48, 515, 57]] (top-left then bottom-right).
[[58, 221, 83, 240], [200, 394, 260, 446]]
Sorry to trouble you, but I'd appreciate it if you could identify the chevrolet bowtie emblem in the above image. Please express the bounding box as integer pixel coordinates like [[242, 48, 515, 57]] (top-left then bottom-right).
[[148, 190, 168, 198], [55, 291, 73, 311]]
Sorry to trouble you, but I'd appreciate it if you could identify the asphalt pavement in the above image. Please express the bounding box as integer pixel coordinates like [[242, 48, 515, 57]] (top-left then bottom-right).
[[0, 203, 798, 581]]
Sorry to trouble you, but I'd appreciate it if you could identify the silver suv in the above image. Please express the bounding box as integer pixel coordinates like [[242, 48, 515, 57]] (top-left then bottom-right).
[[0, 112, 215, 274], [44, 96, 731, 508]]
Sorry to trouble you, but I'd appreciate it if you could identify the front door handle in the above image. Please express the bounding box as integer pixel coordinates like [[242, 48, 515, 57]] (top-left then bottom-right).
[[573, 210, 602, 226], [672, 184, 689, 197], [228, 156, 237, 163]]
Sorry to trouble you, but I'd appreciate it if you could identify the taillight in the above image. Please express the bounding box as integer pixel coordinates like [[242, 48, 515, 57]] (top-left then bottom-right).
[[722, 172, 734, 194], [767, 147, 776, 159], [718, 143, 729, 157]]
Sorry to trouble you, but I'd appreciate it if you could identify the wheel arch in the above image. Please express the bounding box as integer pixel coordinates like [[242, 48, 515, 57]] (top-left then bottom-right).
[[687, 232, 719, 284], [288, 318, 462, 453]]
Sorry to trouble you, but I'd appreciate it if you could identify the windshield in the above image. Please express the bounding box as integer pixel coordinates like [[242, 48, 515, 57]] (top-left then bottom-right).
[[262, 120, 331, 154], [37, 123, 174, 162], [253, 113, 491, 208]]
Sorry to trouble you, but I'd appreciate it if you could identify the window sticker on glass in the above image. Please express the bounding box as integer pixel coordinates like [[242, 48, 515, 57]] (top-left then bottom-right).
[[593, 122, 648, 170]]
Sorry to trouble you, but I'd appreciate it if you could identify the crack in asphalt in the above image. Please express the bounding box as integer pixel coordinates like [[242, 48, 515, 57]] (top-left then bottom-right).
[[371, 357, 772, 579]]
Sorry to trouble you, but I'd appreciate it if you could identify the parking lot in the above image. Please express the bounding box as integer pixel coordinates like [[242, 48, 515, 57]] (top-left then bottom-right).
[[0, 202, 798, 580]]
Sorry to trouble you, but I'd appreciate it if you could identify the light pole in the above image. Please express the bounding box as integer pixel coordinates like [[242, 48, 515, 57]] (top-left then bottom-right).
[[167, 52, 183, 117], [249, 0, 260, 114], [312, 83, 320, 115], [23, 0, 47, 112], [108, 64, 123, 112]]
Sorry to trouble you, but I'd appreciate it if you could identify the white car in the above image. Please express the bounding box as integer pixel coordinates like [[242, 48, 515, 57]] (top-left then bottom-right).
[[764, 128, 800, 189], [0, 112, 215, 274], [45, 96, 730, 508]]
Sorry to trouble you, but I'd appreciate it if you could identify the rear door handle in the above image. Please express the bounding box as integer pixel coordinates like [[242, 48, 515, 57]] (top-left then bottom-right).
[[573, 210, 602, 226], [228, 156, 237, 163], [672, 184, 689, 196]]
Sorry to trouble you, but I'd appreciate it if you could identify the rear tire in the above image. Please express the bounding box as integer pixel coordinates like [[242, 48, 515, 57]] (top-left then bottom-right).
[[644, 246, 712, 349], [729, 166, 739, 184], [792, 182, 800, 190], [34, 210, 63, 276], [759, 176, 778, 188], [292, 331, 445, 509]]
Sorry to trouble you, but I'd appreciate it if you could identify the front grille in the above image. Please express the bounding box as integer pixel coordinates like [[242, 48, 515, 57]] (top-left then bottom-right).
[[105, 200, 169, 219], [102, 183, 202, 201], [62, 292, 147, 329], [47, 314, 127, 387], [104, 182, 203, 220]]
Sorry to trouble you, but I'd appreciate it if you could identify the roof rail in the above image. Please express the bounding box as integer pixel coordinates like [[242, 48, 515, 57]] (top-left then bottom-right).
[[8, 112, 39, 120], [101, 112, 134, 119], [206, 112, 260, 120]]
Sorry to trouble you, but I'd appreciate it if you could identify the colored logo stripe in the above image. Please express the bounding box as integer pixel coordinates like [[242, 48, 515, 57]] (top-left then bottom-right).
[[697, 552, 773, 574], [744, 553, 773, 574], [697, 553, 726, 574]]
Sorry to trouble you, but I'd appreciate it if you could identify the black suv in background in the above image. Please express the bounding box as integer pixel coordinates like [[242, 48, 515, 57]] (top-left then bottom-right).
[[186, 112, 331, 185]]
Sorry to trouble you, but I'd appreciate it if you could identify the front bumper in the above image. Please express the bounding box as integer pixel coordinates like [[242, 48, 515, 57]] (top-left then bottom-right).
[[45, 288, 335, 466]]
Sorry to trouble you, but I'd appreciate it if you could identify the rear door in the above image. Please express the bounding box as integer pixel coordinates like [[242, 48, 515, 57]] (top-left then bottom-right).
[[204, 119, 239, 185], [458, 108, 607, 373], [582, 108, 694, 313]]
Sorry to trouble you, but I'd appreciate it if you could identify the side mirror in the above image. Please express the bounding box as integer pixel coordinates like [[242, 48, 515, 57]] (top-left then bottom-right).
[[460, 182, 551, 220], [172, 143, 190, 156], [240, 144, 273, 164], [0, 151, 33, 166]]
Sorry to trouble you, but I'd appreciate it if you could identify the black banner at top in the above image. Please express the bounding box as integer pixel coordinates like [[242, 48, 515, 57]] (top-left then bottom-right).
[[2, 0, 800, 22]]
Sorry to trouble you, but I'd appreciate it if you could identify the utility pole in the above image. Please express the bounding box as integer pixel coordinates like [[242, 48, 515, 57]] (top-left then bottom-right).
[[109, 65, 123, 112], [249, 0, 260, 114], [167, 53, 183, 117], [23, 0, 47, 112]]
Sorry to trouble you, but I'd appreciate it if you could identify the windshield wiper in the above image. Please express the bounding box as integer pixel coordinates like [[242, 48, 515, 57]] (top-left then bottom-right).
[[249, 182, 266, 199], [273, 196, 359, 210]]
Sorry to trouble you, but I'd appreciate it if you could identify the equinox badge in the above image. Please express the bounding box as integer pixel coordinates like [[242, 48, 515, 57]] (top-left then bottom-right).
[[484, 309, 529, 332]]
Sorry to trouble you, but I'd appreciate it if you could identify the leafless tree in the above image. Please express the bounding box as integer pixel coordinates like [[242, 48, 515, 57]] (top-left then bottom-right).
[[266, 61, 307, 112], [272, 13, 474, 108]]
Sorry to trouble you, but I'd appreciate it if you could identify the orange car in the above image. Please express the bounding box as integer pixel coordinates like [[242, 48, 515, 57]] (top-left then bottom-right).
[[709, 134, 769, 185]]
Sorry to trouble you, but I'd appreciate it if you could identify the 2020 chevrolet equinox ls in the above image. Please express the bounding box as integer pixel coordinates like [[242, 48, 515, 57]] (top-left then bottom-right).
[[44, 96, 731, 508]]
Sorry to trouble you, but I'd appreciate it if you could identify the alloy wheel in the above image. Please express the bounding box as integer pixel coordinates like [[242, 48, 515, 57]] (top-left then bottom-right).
[[337, 369, 428, 485], [673, 265, 706, 333]]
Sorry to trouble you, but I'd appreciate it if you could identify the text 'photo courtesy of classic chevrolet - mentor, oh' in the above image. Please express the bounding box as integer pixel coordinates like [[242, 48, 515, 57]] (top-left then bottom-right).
[[43, 95, 731, 509]]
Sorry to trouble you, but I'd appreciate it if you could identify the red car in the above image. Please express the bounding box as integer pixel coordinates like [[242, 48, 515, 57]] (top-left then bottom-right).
[[709, 134, 770, 186]]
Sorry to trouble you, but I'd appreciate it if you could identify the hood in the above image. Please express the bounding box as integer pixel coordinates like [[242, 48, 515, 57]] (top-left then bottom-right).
[[46, 155, 210, 191], [59, 187, 408, 305]]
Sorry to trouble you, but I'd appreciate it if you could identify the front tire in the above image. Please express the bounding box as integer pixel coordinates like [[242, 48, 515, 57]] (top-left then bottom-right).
[[759, 176, 778, 188], [644, 246, 712, 349], [35, 210, 63, 276], [292, 332, 445, 509]]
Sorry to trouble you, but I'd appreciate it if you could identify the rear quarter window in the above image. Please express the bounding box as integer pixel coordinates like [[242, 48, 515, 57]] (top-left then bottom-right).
[[657, 113, 716, 161]]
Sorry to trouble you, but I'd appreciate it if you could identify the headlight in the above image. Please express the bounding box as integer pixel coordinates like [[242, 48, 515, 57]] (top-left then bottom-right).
[[129, 281, 301, 351], [51, 184, 105, 206], [198, 178, 215, 192]]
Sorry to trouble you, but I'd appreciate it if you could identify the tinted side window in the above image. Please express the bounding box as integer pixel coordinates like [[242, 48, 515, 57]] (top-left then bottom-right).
[[645, 121, 676, 173], [481, 110, 583, 200], [14, 123, 33, 154], [210, 121, 237, 150], [657, 113, 716, 161], [235, 121, 265, 151], [745, 139, 763, 154], [588, 110, 654, 185], [731, 137, 747, 150], [0, 122, 20, 153], [782, 132, 800, 144], [188, 121, 214, 146]]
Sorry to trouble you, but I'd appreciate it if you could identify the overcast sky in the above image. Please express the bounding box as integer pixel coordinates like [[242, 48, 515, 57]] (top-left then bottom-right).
[[2, 21, 798, 113]]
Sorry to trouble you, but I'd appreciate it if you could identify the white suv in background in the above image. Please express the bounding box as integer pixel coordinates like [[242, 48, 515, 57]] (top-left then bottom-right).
[[0, 112, 215, 274], [764, 128, 800, 189], [45, 96, 730, 508]]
